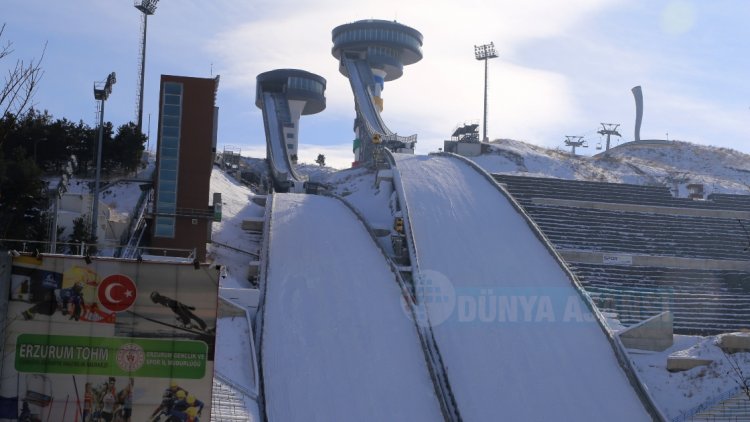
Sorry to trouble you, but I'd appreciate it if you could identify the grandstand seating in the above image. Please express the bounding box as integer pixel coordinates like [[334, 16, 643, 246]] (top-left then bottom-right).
[[571, 263, 750, 335], [495, 174, 750, 212], [492, 173, 750, 335], [524, 205, 749, 261]]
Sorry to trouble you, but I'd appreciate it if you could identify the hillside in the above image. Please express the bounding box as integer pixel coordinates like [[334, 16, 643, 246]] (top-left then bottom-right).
[[470, 139, 750, 197]]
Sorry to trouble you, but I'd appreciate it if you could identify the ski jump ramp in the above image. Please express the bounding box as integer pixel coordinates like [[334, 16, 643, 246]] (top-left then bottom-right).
[[256, 69, 326, 192], [260, 194, 443, 421], [394, 154, 652, 421]]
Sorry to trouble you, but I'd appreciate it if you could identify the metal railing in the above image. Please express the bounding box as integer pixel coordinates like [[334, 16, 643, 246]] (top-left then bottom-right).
[[0, 238, 195, 260], [671, 386, 745, 422]]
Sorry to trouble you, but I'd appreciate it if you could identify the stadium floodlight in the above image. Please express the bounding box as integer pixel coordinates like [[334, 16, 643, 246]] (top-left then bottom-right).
[[135, 0, 159, 15], [91, 72, 116, 242], [474, 42, 498, 142], [134, 0, 160, 135]]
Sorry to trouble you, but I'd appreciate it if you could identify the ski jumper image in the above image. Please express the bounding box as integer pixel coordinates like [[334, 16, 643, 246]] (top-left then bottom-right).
[[149, 291, 207, 331]]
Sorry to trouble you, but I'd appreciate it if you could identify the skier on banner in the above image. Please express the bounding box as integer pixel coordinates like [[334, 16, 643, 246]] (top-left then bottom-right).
[[150, 291, 208, 331], [57, 281, 85, 320]]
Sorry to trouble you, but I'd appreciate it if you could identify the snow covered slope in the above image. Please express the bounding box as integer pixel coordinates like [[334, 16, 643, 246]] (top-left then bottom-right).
[[261, 194, 442, 421], [395, 154, 651, 421], [471, 139, 750, 195]]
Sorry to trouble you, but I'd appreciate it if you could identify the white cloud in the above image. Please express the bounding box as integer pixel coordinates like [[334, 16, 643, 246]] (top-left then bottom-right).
[[206, 0, 621, 137]]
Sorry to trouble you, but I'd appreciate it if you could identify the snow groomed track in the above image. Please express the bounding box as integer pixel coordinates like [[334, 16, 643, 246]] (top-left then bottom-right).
[[394, 154, 651, 421], [261, 194, 443, 421], [259, 91, 298, 189]]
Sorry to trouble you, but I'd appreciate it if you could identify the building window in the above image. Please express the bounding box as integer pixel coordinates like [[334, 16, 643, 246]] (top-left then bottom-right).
[[156, 81, 182, 238], [286, 133, 294, 139], [287, 144, 294, 149], [155, 216, 175, 237], [288, 76, 324, 95]]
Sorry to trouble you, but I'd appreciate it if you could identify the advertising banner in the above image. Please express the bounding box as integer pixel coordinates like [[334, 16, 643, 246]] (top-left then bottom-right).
[[0, 255, 218, 422]]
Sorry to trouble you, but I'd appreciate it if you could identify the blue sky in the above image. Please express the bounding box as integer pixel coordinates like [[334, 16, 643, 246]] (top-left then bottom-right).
[[3, 0, 749, 168]]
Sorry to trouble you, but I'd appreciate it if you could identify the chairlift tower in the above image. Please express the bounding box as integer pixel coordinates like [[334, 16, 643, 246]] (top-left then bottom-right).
[[564, 135, 587, 155], [597, 123, 621, 151], [474, 42, 498, 142], [134, 0, 159, 135]]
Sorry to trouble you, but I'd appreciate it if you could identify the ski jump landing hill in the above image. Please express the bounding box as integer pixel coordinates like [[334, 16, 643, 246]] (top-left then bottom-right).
[[256, 69, 326, 192], [258, 193, 445, 421], [332, 19, 421, 165], [392, 153, 657, 421]]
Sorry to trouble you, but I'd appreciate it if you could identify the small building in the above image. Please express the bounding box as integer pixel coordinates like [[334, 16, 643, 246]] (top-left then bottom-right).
[[149, 75, 221, 262], [444, 123, 483, 157]]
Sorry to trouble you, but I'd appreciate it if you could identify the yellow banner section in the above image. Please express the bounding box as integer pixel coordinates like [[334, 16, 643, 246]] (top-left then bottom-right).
[[373, 95, 384, 112]]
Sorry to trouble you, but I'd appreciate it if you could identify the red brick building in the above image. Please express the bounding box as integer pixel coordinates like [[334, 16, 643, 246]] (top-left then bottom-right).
[[150, 75, 219, 261]]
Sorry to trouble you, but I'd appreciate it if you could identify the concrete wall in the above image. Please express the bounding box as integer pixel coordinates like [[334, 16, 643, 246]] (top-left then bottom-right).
[[531, 197, 750, 220], [719, 333, 750, 353], [559, 250, 750, 271], [619, 311, 673, 351], [444, 141, 482, 157]]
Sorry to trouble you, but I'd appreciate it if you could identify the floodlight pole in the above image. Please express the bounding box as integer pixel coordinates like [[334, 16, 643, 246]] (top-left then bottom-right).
[[135, 0, 159, 135], [475, 42, 498, 142], [91, 72, 116, 243]]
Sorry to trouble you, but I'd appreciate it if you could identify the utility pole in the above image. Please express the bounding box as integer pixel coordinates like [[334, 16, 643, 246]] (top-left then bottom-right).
[[564, 135, 586, 155], [474, 42, 497, 142], [597, 123, 621, 151], [91, 72, 116, 243]]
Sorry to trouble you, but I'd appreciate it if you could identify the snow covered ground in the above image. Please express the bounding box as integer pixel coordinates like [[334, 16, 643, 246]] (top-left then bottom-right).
[[203, 134, 750, 419], [261, 193, 443, 421], [394, 153, 650, 420], [205, 167, 263, 420], [470, 139, 750, 196], [208, 168, 265, 289], [629, 334, 750, 420]]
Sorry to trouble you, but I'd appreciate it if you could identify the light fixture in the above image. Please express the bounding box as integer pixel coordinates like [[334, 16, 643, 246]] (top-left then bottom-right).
[[193, 258, 200, 270], [84, 254, 92, 265]]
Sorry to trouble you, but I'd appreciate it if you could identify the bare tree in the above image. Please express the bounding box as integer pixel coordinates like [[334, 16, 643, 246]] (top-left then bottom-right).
[[0, 23, 45, 118], [722, 348, 750, 401]]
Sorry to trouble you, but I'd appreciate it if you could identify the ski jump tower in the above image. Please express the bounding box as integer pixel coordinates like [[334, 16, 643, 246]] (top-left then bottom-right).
[[256, 69, 326, 191], [332, 19, 423, 166]]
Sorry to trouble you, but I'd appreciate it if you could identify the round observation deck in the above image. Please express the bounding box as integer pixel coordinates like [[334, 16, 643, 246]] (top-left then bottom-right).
[[255, 69, 326, 115], [332, 19, 423, 81]]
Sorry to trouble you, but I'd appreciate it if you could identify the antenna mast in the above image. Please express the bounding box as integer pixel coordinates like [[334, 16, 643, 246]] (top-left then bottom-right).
[[597, 123, 621, 151]]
